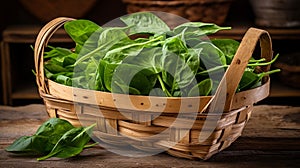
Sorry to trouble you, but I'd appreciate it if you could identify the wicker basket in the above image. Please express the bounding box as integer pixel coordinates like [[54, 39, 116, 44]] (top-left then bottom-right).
[[122, 0, 234, 25], [250, 0, 300, 28], [34, 17, 273, 160]]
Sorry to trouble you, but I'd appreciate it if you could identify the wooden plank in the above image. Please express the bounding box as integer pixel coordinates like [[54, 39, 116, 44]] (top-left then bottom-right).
[[0, 104, 299, 167], [1, 42, 12, 105]]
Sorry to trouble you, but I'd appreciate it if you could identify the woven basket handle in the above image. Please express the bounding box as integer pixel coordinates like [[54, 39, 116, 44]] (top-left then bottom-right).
[[34, 17, 75, 94], [218, 27, 273, 111]]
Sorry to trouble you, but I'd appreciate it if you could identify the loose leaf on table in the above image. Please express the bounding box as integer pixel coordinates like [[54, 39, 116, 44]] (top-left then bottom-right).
[[37, 123, 96, 161], [6, 118, 74, 155]]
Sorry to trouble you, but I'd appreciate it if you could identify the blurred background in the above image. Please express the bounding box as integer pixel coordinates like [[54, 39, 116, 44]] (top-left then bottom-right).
[[0, 0, 299, 106]]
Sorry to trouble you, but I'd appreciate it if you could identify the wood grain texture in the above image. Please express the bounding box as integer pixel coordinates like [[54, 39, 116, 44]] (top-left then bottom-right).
[[0, 104, 299, 167]]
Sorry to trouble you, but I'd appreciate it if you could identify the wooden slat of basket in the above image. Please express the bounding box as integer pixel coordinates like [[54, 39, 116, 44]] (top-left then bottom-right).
[[47, 80, 213, 113], [47, 78, 269, 113]]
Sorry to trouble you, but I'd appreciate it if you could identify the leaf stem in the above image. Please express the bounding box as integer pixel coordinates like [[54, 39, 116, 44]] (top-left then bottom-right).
[[198, 54, 280, 75], [157, 74, 172, 97]]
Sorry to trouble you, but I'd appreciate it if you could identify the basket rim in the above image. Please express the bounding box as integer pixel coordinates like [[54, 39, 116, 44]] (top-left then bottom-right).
[[43, 77, 270, 113]]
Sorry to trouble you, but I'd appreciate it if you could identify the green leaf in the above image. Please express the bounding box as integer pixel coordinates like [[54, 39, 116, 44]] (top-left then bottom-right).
[[195, 42, 227, 70], [103, 34, 163, 64], [64, 19, 101, 47], [188, 78, 213, 96], [37, 123, 96, 161], [5, 118, 74, 155], [5, 135, 49, 155], [44, 46, 73, 59], [173, 22, 231, 37], [112, 63, 157, 95], [56, 75, 72, 86], [120, 47, 169, 96], [212, 39, 240, 64], [160, 35, 199, 96], [239, 69, 280, 91], [75, 27, 130, 65], [161, 51, 196, 96], [120, 12, 170, 35], [44, 61, 69, 74], [99, 60, 119, 92]]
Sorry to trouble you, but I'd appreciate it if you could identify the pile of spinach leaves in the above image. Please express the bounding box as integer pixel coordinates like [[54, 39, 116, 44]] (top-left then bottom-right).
[[44, 12, 279, 97], [6, 118, 97, 161]]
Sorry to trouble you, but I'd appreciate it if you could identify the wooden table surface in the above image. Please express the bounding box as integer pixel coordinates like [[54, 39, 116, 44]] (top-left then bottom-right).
[[0, 104, 299, 168]]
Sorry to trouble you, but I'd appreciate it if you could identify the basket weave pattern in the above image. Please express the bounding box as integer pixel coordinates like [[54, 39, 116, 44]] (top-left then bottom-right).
[[34, 17, 273, 160], [122, 0, 234, 25]]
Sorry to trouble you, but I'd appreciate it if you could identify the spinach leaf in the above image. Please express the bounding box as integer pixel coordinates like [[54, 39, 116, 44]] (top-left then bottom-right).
[[99, 60, 119, 91], [120, 12, 170, 35], [6, 118, 74, 155], [161, 50, 197, 97], [44, 46, 73, 59], [188, 78, 213, 96], [212, 39, 240, 64], [64, 19, 101, 52], [74, 27, 130, 65], [112, 64, 157, 95], [5, 135, 49, 155], [37, 123, 96, 161], [103, 34, 163, 64], [239, 69, 281, 91], [118, 47, 169, 96], [195, 42, 227, 70], [56, 75, 72, 86], [173, 22, 231, 37]]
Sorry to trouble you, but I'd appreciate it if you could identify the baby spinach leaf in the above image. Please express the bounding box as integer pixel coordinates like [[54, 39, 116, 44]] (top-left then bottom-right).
[[173, 22, 231, 37], [239, 69, 281, 91], [112, 63, 157, 95], [162, 35, 188, 56], [44, 46, 73, 59], [188, 78, 213, 96], [121, 47, 163, 73], [75, 27, 130, 65], [212, 39, 240, 64], [56, 75, 72, 86], [5, 135, 49, 155], [37, 123, 96, 161], [161, 51, 196, 96], [120, 12, 170, 35], [64, 19, 101, 47], [119, 47, 170, 96], [195, 42, 227, 70], [103, 34, 163, 64], [6, 118, 74, 155], [113, 81, 141, 95]]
